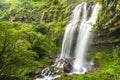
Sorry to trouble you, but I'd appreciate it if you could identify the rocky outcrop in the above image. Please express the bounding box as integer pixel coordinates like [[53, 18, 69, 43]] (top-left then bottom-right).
[[92, 0, 120, 52], [34, 58, 74, 79]]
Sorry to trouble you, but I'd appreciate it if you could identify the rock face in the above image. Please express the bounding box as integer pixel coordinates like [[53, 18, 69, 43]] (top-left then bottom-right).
[[92, 0, 120, 53]]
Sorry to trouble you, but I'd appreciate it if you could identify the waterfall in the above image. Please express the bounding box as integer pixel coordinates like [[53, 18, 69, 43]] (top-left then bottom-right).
[[72, 3, 101, 74], [60, 2, 101, 73], [36, 2, 101, 80], [60, 3, 83, 59]]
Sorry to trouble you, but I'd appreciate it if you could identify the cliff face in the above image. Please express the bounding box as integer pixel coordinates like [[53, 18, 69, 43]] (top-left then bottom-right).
[[92, 0, 120, 52]]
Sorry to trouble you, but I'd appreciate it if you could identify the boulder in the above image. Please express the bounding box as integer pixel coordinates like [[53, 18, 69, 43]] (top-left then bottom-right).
[[63, 59, 72, 73]]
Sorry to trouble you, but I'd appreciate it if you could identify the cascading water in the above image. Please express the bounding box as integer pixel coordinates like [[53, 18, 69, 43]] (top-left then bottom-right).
[[36, 2, 101, 80], [72, 3, 101, 74], [60, 3, 83, 59]]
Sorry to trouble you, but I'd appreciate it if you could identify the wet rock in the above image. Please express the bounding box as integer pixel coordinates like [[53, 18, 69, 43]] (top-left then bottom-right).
[[34, 58, 74, 80], [63, 59, 72, 73]]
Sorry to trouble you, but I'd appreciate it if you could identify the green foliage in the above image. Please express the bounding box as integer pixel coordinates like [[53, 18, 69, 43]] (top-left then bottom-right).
[[0, 21, 59, 79], [32, 33, 58, 57], [0, 0, 71, 23], [52, 0, 59, 5], [112, 46, 120, 58], [94, 0, 102, 3], [0, 22, 39, 79]]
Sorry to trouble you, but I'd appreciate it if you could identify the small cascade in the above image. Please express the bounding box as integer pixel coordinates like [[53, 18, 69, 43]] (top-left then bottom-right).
[[35, 2, 101, 80], [36, 59, 66, 80]]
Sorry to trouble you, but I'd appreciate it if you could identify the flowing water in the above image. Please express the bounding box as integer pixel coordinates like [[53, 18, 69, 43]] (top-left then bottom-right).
[[60, 3, 83, 59], [36, 2, 101, 80], [72, 3, 101, 74]]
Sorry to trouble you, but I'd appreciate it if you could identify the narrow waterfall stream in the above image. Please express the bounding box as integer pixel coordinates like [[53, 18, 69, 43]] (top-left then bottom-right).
[[60, 3, 83, 59], [36, 2, 101, 80]]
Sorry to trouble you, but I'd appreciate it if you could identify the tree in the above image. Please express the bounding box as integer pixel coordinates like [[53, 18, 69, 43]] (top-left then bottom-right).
[[0, 22, 38, 80]]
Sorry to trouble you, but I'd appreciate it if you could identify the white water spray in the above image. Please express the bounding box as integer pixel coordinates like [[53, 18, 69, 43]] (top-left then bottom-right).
[[72, 3, 101, 74], [60, 3, 83, 59]]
